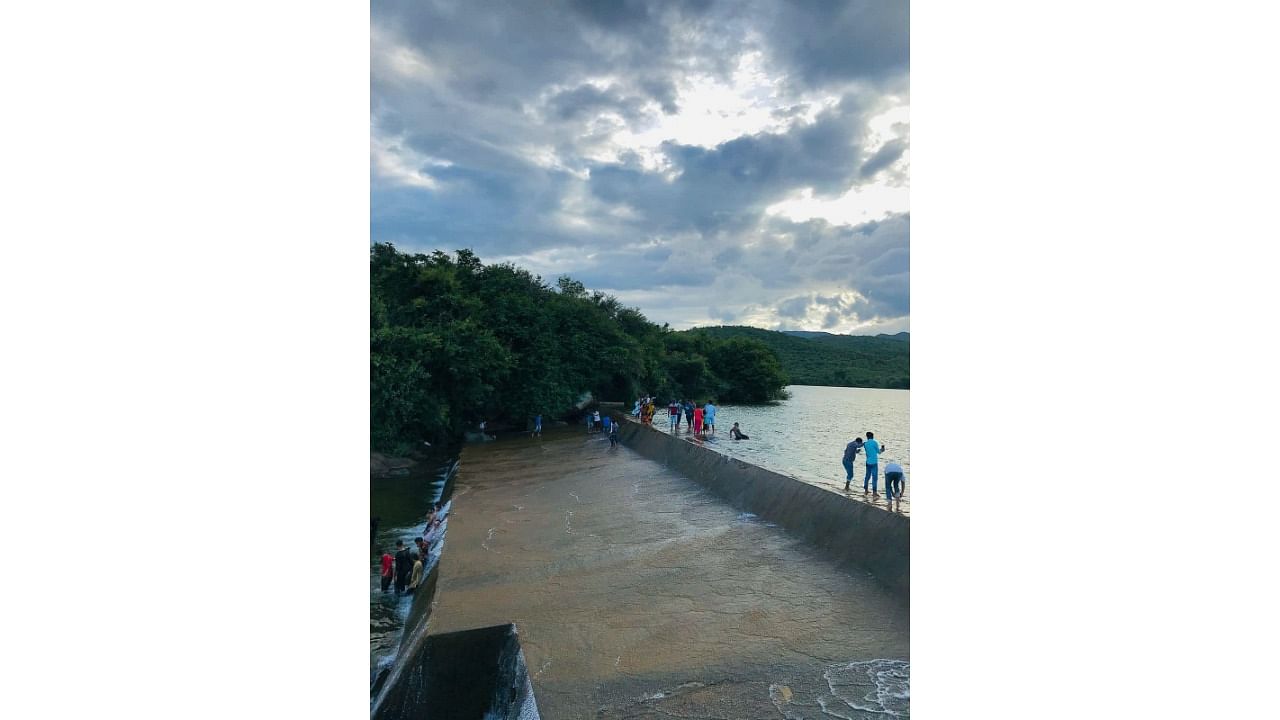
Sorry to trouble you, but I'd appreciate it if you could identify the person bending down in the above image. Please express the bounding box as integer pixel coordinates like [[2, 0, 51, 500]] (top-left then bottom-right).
[[842, 437, 864, 490], [884, 461, 906, 500]]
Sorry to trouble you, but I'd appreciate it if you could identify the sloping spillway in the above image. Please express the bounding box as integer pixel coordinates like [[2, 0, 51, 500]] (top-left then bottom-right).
[[428, 428, 909, 718]]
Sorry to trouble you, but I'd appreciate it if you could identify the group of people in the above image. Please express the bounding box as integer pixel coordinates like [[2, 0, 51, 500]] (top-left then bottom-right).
[[842, 431, 906, 503], [631, 396, 751, 440], [378, 505, 446, 597]]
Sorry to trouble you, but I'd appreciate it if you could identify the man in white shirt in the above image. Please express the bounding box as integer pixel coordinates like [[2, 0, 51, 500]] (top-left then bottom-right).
[[884, 461, 906, 501]]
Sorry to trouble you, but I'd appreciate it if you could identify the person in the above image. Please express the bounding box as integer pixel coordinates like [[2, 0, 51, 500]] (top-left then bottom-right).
[[533, 414, 542, 437], [692, 404, 704, 436], [602, 414, 612, 434], [393, 540, 412, 595], [632, 398, 642, 417], [863, 431, 886, 495], [884, 460, 906, 501], [673, 400, 684, 429], [730, 422, 749, 440], [413, 535, 426, 559], [379, 548, 394, 593], [842, 437, 865, 490], [683, 400, 694, 429], [406, 552, 424, 595], [609, 419, 620, 447], [703, 400, 717, 435], [668, 400, 680, 431]]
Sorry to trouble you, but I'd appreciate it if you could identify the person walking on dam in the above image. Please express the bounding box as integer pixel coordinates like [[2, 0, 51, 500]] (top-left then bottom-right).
[[393, 540, 412, 595], [533, 414, 542, 437], [842, 437, 865, 490], [862, 432, 886, 495], [683, 399, 694, 429], [379, 548, 394, 593], [609, 418, 620, 447]]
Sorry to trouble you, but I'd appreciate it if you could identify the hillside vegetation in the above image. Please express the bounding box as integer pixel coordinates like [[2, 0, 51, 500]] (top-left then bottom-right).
[[371, 245, 788, 453], [681, 326, 909, 389]]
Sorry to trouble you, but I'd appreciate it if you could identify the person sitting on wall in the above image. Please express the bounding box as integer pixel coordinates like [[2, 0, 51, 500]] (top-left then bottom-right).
[[729, 422, 749, 440]]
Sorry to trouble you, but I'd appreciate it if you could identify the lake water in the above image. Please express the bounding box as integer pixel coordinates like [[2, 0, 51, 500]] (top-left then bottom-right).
[[672, 385, 910, 513]]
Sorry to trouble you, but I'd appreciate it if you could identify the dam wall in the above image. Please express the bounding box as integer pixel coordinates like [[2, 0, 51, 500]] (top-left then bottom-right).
[[617, 419, 910, 599]]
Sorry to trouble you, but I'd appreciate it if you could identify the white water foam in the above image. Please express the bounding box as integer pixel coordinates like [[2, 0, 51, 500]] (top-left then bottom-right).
[[823, 659, 910, 717]]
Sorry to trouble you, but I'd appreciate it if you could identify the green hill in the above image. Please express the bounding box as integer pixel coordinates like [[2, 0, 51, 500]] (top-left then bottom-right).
[[681, 326, 909, 389]]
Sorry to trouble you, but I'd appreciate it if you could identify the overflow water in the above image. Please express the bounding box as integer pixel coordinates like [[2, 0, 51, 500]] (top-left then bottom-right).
[[370, 458, 457, 676], [426, 426, 909, 718]]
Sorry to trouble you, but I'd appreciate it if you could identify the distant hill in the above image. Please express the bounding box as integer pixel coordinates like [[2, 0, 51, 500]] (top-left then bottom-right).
[[682, 326, 909, 389]]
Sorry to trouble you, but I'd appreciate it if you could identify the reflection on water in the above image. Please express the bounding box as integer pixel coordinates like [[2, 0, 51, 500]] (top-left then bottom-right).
[[674, 385, 910, 512], [428, 427, 909, 718]]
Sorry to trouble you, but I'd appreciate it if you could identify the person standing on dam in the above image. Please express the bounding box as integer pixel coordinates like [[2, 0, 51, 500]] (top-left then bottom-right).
[[609, 418, 620, 447], [842, 437, 864, 490], [668, 400, 680, 431], [862, 432, 886, 495], [393, 540, 412, 595], [683, 399, 694, 429], [532, 414, 542, 437], [703, 400, 717, 435], [406, 552, 424, 595], [379, 548, 394, 593]]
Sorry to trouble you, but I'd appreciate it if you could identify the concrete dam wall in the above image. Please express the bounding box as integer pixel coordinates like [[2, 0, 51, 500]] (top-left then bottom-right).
[[617, 419, 910, 600]]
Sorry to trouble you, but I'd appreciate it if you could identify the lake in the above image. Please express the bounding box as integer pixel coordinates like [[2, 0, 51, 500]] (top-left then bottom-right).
[[674, 385, 910, 513]]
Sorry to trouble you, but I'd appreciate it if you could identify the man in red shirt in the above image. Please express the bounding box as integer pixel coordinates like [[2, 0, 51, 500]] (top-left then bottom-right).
[[379, 548, 394, 593]]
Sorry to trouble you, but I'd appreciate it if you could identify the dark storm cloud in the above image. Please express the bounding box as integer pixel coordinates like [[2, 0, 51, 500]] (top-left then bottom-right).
[[760, 0, 911, 89], [371, 0, 909, 331], [586, 99, 870, 235], [860, 138, 908, 179], [545, 84, 652, 123]]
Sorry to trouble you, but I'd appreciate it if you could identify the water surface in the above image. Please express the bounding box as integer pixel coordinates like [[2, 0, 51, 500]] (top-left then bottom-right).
[[429, 427, 909, 718], [671, 385, 910, 513]]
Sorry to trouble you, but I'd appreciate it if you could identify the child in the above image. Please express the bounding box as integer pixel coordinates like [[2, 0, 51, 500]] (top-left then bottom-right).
[[609, 419, 619, 447]]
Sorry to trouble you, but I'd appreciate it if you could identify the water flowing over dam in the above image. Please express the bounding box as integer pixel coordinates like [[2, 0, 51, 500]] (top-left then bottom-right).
[[408, 424, 909, 718]]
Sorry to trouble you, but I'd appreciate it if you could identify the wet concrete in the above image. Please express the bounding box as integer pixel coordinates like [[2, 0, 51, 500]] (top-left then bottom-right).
[[618, 419, 909, 599], [429, 427, 910, 718]]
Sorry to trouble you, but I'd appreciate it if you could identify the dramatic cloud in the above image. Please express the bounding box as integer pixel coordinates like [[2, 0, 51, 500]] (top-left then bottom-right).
[[371, 0, 910, 334]]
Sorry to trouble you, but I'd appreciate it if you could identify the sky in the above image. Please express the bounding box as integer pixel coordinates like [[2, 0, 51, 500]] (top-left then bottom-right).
[[371, 0, 909, 334]]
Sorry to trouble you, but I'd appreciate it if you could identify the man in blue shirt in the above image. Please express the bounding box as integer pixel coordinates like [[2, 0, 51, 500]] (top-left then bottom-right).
[[862, 431, 886, 495], [842, 437, 864, 490], [703, 400, 717, 435]]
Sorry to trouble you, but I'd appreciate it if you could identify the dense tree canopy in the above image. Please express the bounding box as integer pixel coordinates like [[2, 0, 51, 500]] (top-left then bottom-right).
[[371, 244, 789, 453]]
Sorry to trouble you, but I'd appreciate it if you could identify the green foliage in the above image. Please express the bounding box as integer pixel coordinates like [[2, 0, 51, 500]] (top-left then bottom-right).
[[369, 244, 790, 452], [682, 326, 910, 390]]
